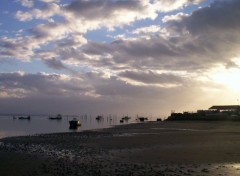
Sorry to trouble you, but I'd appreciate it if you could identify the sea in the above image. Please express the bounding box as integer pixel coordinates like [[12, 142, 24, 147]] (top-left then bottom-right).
[[0, 115, 137, 139]]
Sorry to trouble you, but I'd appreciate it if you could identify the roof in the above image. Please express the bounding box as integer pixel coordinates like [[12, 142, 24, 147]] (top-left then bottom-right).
[[209, 105, 240, 111]]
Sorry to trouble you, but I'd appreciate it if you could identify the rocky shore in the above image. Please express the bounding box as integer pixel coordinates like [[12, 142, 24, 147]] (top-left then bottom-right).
[[1, 121, 240, 175]]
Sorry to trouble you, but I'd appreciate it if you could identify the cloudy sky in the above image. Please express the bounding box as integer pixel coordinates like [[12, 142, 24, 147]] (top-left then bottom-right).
[[0, 0, 240, 117]]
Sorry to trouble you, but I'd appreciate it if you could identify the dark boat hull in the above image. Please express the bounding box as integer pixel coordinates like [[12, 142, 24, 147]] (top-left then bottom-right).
[[18, 116, 31, 120], [49, 117, 62, 120], [69, 120, 81, 127]]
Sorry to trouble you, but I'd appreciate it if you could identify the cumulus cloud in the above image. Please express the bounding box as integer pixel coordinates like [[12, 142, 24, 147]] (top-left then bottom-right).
[[0, 72, 90, 98], [132, 25, 161, 35], [43, 58, 67, 70], [15, 3, 61, 21], [40, 0, 60, 3], [162, 13, 189, 23], [153, 0, 205, 12], [9, 0, 240, 74], [119, 70, 184, 86], [163, 0, 240, 67], [18, 0, 34, 8], [11, 0, 207, 65], [0, 36, 35, 61], [63, 0, 158, 32], [75, 0, 240, 73], [1, 0, 240, 115]]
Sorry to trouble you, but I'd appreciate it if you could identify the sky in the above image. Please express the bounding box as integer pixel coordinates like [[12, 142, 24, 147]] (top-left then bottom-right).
[[0, 0, 240, 117]]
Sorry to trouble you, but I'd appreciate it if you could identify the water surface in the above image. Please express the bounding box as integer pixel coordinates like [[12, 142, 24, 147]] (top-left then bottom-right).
[[0, 115, 136, 138]]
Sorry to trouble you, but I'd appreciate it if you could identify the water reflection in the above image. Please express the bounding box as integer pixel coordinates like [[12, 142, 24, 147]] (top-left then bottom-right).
[[69, 126, 81, 131], [0, 115, 138, 138]]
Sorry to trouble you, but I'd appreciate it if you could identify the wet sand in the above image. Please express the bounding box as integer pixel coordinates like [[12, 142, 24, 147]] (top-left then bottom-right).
[[1, 121, 240, 175]]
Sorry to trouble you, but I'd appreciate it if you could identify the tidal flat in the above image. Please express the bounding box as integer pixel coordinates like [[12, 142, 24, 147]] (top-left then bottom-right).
[[1, 121, 240, 176]]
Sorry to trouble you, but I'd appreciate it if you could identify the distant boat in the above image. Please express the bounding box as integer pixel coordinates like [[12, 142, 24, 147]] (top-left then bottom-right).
[[121, 116, 131, 121], [96, 115, 103, 120], [18, 116, 31, 120], [138, 117, 148, 122], [69, 118, 81, 128], [120, 116, 131, 123], [49, 114, 62, 120]]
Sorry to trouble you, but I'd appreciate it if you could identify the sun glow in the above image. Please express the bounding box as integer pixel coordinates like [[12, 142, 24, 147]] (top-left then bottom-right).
[[210, 66, 240, 91]]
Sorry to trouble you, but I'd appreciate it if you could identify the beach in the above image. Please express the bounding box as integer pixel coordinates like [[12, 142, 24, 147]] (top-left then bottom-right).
[[1, 121, 240, 175]]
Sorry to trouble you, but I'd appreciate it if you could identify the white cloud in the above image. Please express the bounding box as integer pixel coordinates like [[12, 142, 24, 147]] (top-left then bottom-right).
[[132, 25, 161, 34], [0, 72, 89, 98], [15, 3, 61, 21], [2, 0, 240, 115], [18, 0, 34, 8], [15, 11, 33, 21], [63, 0, 158, 31], [40, 0, 60, 3], [162, 13, 189, 23], [153, 0, 205, 12]]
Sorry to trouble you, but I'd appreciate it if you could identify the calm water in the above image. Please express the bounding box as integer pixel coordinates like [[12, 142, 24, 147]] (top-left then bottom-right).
[[0, 115, 137, 138]]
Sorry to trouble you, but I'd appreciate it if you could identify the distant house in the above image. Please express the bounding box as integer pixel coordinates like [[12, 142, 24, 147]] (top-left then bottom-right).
[[209, 105, 240, 112], [209, 105, 240, 111], [166, 105, 240, 121]]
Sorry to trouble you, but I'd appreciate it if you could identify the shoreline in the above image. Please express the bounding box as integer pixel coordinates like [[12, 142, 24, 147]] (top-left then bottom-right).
[[1, 121, 240, 175]]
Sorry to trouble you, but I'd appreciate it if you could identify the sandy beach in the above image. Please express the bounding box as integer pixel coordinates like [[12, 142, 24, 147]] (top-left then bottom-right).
[[1, 121, 240, 175]]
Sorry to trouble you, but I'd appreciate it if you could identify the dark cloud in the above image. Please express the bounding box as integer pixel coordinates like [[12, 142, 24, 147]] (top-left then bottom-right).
[[1, 0, 239, 115], [76, 0, 240, 72], [183, 0, 240, 34], [65, 0, 144, 20], [0, 72, 89, 97], [44, 58, 67, 70]]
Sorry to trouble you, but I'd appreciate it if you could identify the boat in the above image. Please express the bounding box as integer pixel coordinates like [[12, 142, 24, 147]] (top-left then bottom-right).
[[18, 116, 31, 120], [49, 114, 62, 120], [120, 116, 131, 123], [121, 116, 131, 121], [69, 118, 81, 128], [96, 115, 103, 120], [138, 117, 148, 122]]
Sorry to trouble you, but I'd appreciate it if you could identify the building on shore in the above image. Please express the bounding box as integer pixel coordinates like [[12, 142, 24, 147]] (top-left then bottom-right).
[[166, 105, 240, 121]]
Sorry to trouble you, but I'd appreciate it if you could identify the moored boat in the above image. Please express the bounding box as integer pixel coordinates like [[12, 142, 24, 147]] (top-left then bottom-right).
[[138, 117, 148, 122], [121, 116, 131, 120], [18, 116, 31, 120], [69, 118, 81, 128], [120, 116, 131, 123], [96, 115, 103, 120], [49, 114, 62, 120]]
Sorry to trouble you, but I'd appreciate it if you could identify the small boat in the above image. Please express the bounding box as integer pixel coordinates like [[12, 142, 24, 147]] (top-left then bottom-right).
[[121, 116, 131, 121], [120, 116, 131, 123], [96, 115, 103, 120], [18, 116, 31, 120], [49, 114, 62, 120], [138, 117, 148, 122], [69, 118, 81, 128]]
